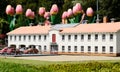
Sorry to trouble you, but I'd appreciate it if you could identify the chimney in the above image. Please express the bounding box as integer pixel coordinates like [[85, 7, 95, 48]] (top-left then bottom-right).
[[110, 18, 116, 23], [103, 16, 108, 23], [96, 19, 100, 23]]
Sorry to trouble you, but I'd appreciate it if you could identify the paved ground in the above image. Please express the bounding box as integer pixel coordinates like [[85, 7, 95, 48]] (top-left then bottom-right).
[[6, 55, 120, 61]]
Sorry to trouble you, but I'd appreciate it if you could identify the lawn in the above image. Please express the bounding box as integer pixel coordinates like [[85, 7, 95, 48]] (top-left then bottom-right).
[[0, 57, 120, 72]]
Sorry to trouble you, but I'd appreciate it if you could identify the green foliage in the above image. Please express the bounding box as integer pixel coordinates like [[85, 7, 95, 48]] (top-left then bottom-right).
[[1, 59, 120, 72]]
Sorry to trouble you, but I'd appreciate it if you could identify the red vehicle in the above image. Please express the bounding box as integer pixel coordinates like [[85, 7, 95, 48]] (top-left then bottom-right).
[[24, 48, 39, 54], [6, 48, 16, 55], [0, 47, 9, 54]]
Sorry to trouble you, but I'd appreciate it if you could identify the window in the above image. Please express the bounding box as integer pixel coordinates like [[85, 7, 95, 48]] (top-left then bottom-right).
[[24, 35, 26, 40], [95, 46, 98, 53], [68, 35, 71, 40], [33, 35, 36, 40], [95, 34, 98, 40], [62, 35, 65, 40], [102, 34, 106, 40], [110, 46, 113, 53], [14, 36, 16, 41], [110, 34, 113, 40], [62, 46, 65, 52], [39, 35, 41, 40], [81, 46, 84, 52], [19, 36, 21, 41], [44, 46, 46, 52], [44, 35, 46, 40], [88, 34, 91, 40], [74, 35, 77, 40], [102, 46, 105, 53], [81, 34, 84, 40], [39, 46, 41, 51], [10, 36, 12, 40], [74, 46, 77, 52], [88, 46, 91, 52], [68, 46, 71, 52], [52, 34, 56, 42], [29, 35, 31, 40]]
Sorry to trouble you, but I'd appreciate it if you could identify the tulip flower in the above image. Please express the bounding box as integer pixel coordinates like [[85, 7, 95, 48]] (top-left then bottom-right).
[[62, 11, 67, 19], [38, 7, 46, 16], [50, 4, 59, 15], [26, 9, 32, 17], [30, 12, 35, 19], [73, 3, 82, 15], [86, 7, 94, 17], [67, 9, 73, 18], [25, 9, 35, 19], [44, 12, 50, 19], [6, 5, 14, 16], [15, 4, 23, 14]]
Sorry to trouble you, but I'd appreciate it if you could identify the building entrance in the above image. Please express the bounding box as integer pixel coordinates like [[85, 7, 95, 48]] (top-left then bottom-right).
[[50, 44, 58, 54]]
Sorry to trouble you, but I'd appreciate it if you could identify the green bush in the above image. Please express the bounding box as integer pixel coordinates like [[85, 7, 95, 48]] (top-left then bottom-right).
[[1, 61, 120, 72]]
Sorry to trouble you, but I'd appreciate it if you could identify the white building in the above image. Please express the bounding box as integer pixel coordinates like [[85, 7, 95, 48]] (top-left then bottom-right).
[[7, 22, 120, 56]]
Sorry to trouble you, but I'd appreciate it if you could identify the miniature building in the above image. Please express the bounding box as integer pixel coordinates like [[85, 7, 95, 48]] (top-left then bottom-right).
[[7, 22, 120, 56]]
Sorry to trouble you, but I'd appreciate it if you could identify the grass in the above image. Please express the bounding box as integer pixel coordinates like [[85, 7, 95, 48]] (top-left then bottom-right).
[[1, 56, 120, 72], [0, 56, 84, 66]]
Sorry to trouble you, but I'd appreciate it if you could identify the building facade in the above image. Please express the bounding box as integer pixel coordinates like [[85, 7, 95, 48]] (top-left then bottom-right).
[[7, 22, 120, 56]]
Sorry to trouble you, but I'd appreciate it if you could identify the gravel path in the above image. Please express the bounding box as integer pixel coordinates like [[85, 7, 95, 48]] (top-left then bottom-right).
[[7, 55, 120, 61]]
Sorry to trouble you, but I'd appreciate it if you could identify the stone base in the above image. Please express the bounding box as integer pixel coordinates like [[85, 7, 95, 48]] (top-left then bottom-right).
[[57, 52, 120, 57]]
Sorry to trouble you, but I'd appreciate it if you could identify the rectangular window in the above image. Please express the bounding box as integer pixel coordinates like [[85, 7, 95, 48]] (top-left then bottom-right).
[[81, 46, 84, 52], [39, 35, 41, 40], [62, 46, 65, 52], [62, 35, 65, 40], [52, 34, 56, 43], [74, 35, 77, 40], [68, 46, 71, 52], [88, 34, 91, 40], [44, 35, 46, 40], [95, 34, 98, 40], [102, 34, 106, 40], [102, 46, 105, 53], [39, 46, 41, 51], [29, 35, 31, 40], [74, 46, 77, 52], [81, 34, 84, 40], [44, 46, 46, 52], [68, 35, 71, 40], [10, 36, 12, 40], [88, 46, 91, 52], [110, 46, 113, 53], [14, 36, 16, 41], [110, 34, 113, 40], [95, 46, 98, 53], [34, 35, 36, 40], [23, 35, 26, 40], [19, 36, 21, 41]]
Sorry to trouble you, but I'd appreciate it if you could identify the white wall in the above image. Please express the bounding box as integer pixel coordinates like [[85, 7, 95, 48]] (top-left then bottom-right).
[[116, 31, 120, 53], [8, 31, 117, 54], [58, 32, 117, 53]]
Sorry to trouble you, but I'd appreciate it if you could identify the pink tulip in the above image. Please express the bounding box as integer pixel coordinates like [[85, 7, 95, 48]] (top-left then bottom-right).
[[50, 4, 59, 15], [6, 5, 14, 16], [62, 11, 68, 19], [26, 9, 32, 17], [38, 7, 45, 16], [25, 9, 35, 19], [67, 9, 73, 18], [16, 4, 23, 14], [86, 7, 94, 17], [44, 12, 50, 19], [73, 3, 82, 15], [30, 12, 35, 19]]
